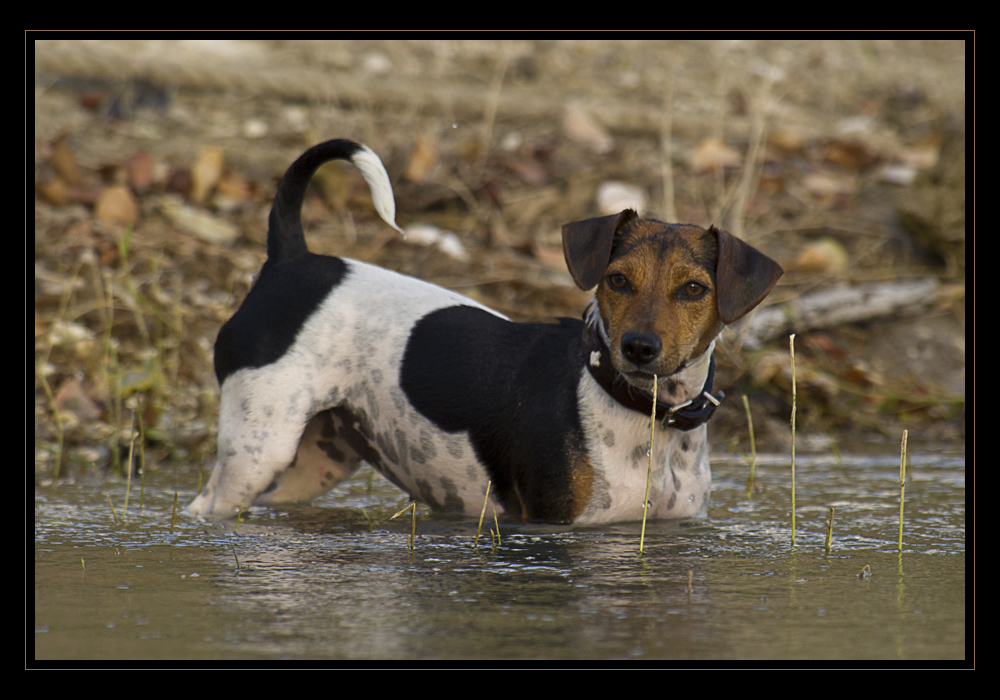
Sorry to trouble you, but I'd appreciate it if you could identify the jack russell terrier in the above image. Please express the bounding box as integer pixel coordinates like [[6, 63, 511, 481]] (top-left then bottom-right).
[[186, 139, 783, 523]]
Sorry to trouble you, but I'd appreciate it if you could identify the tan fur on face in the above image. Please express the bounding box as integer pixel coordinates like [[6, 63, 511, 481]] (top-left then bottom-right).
[[595, 221, 723, 381]]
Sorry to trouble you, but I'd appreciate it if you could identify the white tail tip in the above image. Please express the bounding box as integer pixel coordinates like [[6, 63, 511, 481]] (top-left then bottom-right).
[[352, 144, 404, 234]]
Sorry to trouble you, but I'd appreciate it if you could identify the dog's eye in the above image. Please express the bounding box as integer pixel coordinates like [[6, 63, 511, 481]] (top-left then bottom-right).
[[683, 282, 707, 297], [607, 273, 629, 290]]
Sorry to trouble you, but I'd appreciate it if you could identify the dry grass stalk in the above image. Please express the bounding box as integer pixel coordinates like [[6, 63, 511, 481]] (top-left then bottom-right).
[[789, 334, 797, 547], [123, 409, 136, 519], [639, 374, 658, 555], [475, 480, 492, 550], [898, 430, 908, 552], [825, 506, 835, 553], [390, 502, 417, 550], [742, 394, 758, 498], [105, 492, 118, 524]]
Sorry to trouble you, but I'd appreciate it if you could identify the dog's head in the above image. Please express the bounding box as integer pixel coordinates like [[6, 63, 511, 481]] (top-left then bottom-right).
[[563, 209, 783, 383]]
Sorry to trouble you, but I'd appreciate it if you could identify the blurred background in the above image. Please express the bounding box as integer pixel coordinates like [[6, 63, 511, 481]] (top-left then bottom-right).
[[33, 38, 967, 481]]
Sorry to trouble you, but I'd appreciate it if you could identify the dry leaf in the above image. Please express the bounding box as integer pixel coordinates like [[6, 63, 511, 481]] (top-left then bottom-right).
[[788, 238, 849, 274], [823, 139, 877, 170], [562, 104, 614, 154], [51, 133, 81, 186], [36, 179, 69, 206], [126, 151, 155, 192], [94, 186, 139, 227], [190, 146, 225, 204], [892, 135, 940, 173], [802, 171, 856, 198], [157, 195, 238, 244], [215, 171, 253, 205], [166, 168, 193, 197], [690, 138, 742, 173], [768, 127, 807, 156], [405, 135, 437, 183], [802, 333, 848, 361], [842, 363, 878, 387], [78, 90, 106, 112], [505, 157, 549, 186], [54, 379, 103, 422]]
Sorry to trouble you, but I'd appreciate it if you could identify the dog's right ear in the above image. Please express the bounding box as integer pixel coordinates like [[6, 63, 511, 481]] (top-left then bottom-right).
[[562, 209, 637, 290]]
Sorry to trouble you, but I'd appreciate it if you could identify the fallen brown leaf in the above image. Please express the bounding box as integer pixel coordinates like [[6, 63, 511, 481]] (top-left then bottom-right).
[[126, 151, 155, 192], [823, 139, 877, 170], [156, 195, 238, 244], [787, 238, 849, 274], [54, 379, 104, 422], [405, 134, 437, 183], [215, 171, 254, 206], [562, 103, 614, 154], [190, 146, 225, 204], [51, 133, 82, 187], [36, 179, 69, 206], [504, 157, 549, 186], [94, 186, 139, 227], [767, 127, 807, 156], [690, 138, 742, 173]]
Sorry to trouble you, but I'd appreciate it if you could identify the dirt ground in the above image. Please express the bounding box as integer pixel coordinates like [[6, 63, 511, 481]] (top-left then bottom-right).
[[32, 38, 967, 480]]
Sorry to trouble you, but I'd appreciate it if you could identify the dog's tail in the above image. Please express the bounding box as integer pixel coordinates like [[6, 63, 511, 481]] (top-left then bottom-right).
[[266, 139, 403, 263]]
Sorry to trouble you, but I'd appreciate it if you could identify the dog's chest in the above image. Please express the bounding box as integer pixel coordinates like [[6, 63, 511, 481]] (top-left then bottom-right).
[[573, 372, 711, 523]]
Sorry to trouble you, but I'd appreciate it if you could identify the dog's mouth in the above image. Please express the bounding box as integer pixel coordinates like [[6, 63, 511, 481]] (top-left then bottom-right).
[[621, 364, 685, 391], [623, 369, 654, 384]]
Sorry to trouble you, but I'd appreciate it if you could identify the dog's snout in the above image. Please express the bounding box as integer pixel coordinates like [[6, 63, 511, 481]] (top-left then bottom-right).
[[621, 331, 662, 366]]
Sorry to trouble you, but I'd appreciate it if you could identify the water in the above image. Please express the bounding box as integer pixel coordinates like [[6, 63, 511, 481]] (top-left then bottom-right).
[[33, 452, 966, 662]]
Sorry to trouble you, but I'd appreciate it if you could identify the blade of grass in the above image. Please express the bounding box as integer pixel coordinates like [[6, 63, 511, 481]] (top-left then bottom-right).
[[640, 374, 658, 555], [475, 481, 492, 550], [390, 503, 417, 550], [742, 394, 758, 498], [789, 334, 797, 548], [898, 429, 908, 552]]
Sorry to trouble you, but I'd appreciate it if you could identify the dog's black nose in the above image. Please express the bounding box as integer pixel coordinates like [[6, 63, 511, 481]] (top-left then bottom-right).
[[621, 332, 662, 366]]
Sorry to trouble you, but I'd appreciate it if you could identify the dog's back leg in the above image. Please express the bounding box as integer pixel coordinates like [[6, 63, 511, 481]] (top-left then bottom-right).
[[255, 408, 365, 505], [185, 388, 309, 518]]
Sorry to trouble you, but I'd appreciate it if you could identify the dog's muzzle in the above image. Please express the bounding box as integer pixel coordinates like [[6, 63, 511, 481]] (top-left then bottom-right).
[[581, 302, 724, 430]]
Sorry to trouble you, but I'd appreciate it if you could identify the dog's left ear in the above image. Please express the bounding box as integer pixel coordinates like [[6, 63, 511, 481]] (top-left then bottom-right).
[[713, 227, 784, 324], [562, 209, 637, 290]]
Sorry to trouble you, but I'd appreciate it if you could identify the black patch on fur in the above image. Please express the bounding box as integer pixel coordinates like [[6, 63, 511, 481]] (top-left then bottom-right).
[[400, 305, 588, 523], [214, 254, 348, 384]]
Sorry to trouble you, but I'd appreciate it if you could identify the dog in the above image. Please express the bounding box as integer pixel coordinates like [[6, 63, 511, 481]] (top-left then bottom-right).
[[186, 139, 783, 524]]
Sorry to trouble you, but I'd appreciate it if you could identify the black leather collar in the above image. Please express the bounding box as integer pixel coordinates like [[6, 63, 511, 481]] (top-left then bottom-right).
[[581, 309, 724, 431]]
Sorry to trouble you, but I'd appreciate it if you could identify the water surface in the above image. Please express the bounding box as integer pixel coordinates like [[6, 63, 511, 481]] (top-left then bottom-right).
[[34, 451, 966, 662]]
